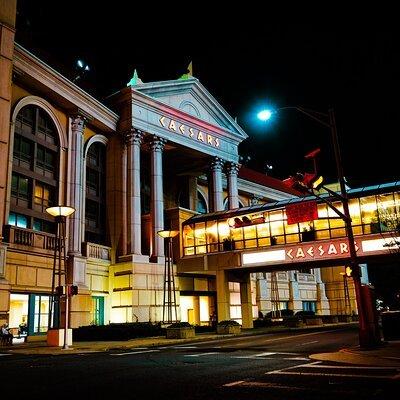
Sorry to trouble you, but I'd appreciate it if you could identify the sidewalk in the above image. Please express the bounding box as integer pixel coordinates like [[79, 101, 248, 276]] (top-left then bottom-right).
[[309, 340, 400, 367]]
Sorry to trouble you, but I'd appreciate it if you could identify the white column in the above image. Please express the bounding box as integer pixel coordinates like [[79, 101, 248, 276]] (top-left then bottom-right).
[[210, 157, 224, 212], [150, 136, 166, 260], [126, 129, 143, 255], [68, 115, 85, 255], [226, 162, 240, 209]]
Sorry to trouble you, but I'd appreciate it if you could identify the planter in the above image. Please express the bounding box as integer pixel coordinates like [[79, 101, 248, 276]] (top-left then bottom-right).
[[166, 327, 195, 339], [223, 239, 235, 251], [216, 325, 241, 334], [284, 318, 304, 328], [305, 317, 323, 326], [301, 230, 316, 242], [47, 328, 73, 347]]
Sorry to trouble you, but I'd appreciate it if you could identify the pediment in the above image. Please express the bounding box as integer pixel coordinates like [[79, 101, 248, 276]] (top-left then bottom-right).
[[134, 78, 247, 140]]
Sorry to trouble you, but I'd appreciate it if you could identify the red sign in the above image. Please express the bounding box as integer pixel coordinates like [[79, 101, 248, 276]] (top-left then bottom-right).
[[285, 201, 318, 225]]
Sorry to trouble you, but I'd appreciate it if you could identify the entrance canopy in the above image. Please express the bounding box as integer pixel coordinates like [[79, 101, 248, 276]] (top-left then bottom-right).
[[179, 181, 400, 273]]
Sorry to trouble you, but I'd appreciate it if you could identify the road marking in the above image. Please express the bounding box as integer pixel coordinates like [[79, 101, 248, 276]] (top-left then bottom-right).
[[184, 352, 218, 357], [228, 381, 308, 391], [282, 357, 310, 361], [233, 352, 303, 360], [223, 380, 246, 387], [296, 340, 318, 346], [254, 352, 277, 357], [269, 371, 396, 379], [170, 346, 198, 349], [0, 353, 11, 357], [301, 364, 398, 370], [111, 349, 159, 356], [266, 361, 320, 374]]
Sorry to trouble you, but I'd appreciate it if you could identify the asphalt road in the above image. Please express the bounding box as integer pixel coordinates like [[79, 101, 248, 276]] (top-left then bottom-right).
[[1, 326, 398, 399]]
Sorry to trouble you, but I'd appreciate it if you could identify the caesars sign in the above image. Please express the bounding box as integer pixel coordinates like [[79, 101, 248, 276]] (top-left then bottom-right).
[[159, 116, 220, 148], [242, 234, 399, 267]]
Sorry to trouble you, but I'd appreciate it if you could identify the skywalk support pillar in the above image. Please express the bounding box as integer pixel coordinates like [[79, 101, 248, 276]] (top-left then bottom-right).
[[240, 273, 254, 329]]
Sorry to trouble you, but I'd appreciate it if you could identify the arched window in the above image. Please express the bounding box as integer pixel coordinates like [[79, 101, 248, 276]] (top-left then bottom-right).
[[197, 191, 208, 214], [223, 197, 244, 210], [9, 105, 58, 233], [85, 142, 107, 244]]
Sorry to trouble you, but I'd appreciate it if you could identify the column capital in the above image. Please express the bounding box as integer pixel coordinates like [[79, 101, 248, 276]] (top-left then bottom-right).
[[125, 128, 143, 146], [226, 161, 240, 176], [70, 114, 88, 133], [210, 157, 224, 172], [250, 194, 262, 205], [149, 135, 167, 152]]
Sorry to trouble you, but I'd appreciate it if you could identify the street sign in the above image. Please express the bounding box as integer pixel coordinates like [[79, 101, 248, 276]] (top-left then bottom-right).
[[285, 201, 318, 224]]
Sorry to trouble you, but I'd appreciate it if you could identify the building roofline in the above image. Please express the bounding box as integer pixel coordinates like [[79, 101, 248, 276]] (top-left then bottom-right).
[[13, 43, 119, 132]]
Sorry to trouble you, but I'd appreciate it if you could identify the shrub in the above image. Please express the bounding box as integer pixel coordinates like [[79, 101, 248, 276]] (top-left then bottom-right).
[[295, 310, 315, 317], [217, 320, 240, 327], [167, 322, 193, 329], [73, 322, 164, 341]]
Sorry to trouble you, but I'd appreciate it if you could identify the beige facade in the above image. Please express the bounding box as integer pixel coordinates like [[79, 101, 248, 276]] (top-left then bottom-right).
[[0, 11, 355, 340]]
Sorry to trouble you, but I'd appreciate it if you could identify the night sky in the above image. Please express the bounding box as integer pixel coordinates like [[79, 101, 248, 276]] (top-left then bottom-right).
[[15, 1, 400, 187]]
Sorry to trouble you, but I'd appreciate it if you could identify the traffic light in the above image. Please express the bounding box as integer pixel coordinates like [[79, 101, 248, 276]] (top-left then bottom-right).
[[283, 172, 324, 193], [345, 265, 361, 278], [69, 285, 78, 296], [55, 286, 64, 296]]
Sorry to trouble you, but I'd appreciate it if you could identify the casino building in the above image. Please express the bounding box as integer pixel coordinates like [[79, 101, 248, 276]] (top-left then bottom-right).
[[2, 4, 389, 339]]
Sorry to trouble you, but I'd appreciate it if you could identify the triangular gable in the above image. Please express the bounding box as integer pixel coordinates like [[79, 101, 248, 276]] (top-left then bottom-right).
[[133, 78, 248, 140]]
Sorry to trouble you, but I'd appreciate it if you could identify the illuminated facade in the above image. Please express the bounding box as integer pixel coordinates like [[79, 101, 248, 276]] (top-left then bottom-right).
[[2, 5, 392, 339]]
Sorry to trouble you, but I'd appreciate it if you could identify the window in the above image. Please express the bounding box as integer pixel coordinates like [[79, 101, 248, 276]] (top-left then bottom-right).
[[33, 218, 55, 234], [8, 212, 28, 228], [13, 135, 33, 168], [197, 191, 208, 214], [11, 173, 30, 206], [11, 105, 59, 233], [34, 183, 54, 212], [36, 145, 56, 177], [37, 109, 56, 144], [303, 301, 317, 312], [85, 142, 107, 244]]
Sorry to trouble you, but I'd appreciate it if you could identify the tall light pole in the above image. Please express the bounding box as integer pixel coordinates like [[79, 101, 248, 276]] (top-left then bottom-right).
[[46, 205, 75, 349], [157, 229, 179, 324], [258, 106, 380, 348]]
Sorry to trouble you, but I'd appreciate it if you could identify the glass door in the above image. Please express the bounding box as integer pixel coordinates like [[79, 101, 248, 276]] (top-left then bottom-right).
[[28, 294, 51, 335], [92, 296, 104, 325]]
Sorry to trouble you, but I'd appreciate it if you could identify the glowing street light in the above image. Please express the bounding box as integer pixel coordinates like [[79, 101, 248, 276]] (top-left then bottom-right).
[[45, 205, 75, 350], [157, 229, 179, 324], [257, 109, 273, 121], [259, 106, 381, 349]]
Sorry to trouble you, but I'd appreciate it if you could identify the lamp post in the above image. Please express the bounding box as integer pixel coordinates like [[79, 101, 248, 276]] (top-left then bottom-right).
[[258, 106, 380, 348], [46, 205, 75, 349], [157, 230, 179, 324]]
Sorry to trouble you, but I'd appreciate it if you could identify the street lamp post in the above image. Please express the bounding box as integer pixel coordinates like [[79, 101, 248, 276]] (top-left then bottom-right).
[[258, 106, 380, 348], [157, 230, 179, 324], [46, 205, 75, 349]]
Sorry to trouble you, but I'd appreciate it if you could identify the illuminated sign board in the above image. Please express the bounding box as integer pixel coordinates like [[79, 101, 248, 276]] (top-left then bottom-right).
[[159, 116, 220, 148], [242, 235, 399, 267]]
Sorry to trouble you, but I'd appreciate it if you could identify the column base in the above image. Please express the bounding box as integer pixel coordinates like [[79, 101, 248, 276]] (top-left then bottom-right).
[[119, 254, 150, 263]]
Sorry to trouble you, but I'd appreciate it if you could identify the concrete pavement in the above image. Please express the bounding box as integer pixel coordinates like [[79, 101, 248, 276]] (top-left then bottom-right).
[[309, 340, 400, 367]]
